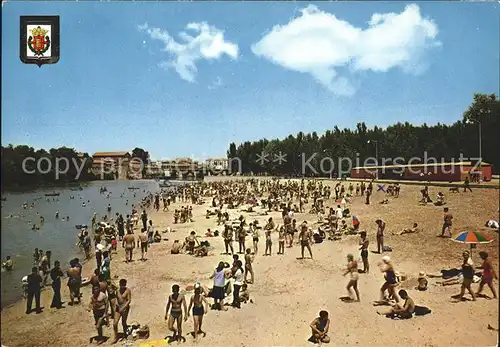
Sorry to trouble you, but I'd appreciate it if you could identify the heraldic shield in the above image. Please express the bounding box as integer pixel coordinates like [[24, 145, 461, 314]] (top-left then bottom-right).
[[20, 16, 60, 67]]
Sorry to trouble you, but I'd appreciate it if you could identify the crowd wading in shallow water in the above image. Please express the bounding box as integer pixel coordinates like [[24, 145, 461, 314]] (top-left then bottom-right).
[[15, 177, 498, 344]]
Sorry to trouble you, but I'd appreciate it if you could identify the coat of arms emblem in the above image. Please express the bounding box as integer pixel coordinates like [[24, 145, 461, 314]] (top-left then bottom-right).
[[20, 16, 60, 67]]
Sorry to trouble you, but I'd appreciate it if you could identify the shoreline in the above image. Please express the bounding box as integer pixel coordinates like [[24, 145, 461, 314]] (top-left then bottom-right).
[[1, 178, 498, 346]]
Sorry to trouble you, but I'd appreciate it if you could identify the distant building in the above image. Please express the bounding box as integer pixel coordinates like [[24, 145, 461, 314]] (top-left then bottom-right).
[[205, 158, 229, 175], [350, 161, 492, 182], [92, 152, 130, 179], [159, 158, 199, 178]]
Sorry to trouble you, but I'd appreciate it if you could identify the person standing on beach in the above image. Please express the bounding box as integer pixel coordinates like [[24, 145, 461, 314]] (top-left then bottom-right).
[[209, 262, 227, 311], [232, 260, 244, 309], [440, 207, 453, 238], [123, 230, 136, 263], [165, 284, 187, 343], [88, 285, 109, 343], [116, 214, 125, 241], [375, 219, 385, 253], [26, 266, 43, 314], [140, 210, 148, 231], [244, 248, 255, 284], [343, 254, 360, 302], [138, 228, 148, 261], [264, 228, 272, 256], [359, 231, 370, 273], [379, 256, 400, 303], [278, 225, 286, 255], [251, 222, 260, 255], [112, 279, 132, 343], [298, 223, 313, 260], [50, 261, 64, 309], [187, 284, 209, 341], [223, 224, 234, 255], [67, 259, 82, 306], [238, 223, 247, 254], [147, 220, 154, 244]]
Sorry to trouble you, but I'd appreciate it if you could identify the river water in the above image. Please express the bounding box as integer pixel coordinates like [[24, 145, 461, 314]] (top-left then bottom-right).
[[0, 180, 161, 308]]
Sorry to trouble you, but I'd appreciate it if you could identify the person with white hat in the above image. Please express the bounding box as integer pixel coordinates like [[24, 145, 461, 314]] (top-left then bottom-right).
[[379, 256, 400, 303]]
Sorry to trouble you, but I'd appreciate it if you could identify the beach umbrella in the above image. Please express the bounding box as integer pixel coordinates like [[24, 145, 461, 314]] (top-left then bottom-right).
[[337, 198, 347, 204], [452, 230, 494, 255], [352, 215, 360, 227]]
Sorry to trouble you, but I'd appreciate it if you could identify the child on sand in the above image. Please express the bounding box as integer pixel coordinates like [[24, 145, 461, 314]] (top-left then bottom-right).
[[308, 310, 330, 344]]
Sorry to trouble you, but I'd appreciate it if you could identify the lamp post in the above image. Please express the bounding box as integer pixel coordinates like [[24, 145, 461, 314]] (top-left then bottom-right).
[[367, 140, 379, 178], [467, 119, 482, 183]]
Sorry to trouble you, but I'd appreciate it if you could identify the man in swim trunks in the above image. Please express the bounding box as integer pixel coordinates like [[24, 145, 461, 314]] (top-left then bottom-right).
[[112, 279, 132, 344], [222, 224, 234, 255], [137, 228, 148, 261], [171, 240, 182, 254], [165, 284, 188, 343], [441, 207, 453, 238], [298, 222, 313, 260], [67, 259, 82, 306], [359, 231, 369, 273], [309, 310, 330, 344], [123, 230, 136, 263], [88, 285, 109, 343]]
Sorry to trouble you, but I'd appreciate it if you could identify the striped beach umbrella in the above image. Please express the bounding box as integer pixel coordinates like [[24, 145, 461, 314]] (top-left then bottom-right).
[[452, 231, 494, 255]]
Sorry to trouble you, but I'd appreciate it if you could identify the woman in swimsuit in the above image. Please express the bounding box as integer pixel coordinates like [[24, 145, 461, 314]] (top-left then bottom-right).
[[379, 256, 400, 303], [476, 251, 498, 298], [343, 254, 360, 302], [187, 285, 209, 341]]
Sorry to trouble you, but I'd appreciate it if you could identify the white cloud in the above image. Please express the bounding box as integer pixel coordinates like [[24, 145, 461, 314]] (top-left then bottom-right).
[[251, 4, 441, 96], [138, 22, 238, 82]]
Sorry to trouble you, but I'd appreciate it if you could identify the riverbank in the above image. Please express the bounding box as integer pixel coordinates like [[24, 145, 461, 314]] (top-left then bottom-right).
[[1, 180, 498, 346]]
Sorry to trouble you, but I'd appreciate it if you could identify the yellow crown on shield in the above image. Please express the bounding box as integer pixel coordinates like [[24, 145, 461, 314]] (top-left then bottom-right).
[[30, 26, 49, 37]]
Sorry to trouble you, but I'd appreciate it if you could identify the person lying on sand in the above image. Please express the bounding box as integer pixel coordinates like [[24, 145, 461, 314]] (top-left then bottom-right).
[[308, 310, 330, 344], [379, 199, 389, 204], [396, 223, 420, 235], [377, 290, 415, 319]]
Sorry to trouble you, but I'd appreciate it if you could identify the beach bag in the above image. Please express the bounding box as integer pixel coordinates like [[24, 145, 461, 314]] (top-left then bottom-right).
[[383, 246, 393, 252], [414, 306, 432, 316], [137, 325, 150, 339]]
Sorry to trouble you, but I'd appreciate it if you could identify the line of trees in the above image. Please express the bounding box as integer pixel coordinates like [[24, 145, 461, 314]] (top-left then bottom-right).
[[227, 94, 500, 176], [1, 146, 152, 190]]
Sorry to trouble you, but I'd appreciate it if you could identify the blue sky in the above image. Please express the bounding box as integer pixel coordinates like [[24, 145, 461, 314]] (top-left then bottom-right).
[[2, 2, 499, 160]]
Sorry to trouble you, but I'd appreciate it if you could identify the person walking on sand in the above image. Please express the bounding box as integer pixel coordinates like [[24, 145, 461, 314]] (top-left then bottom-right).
[[123, 230, 135, 263], [343, 254, 360, 302], [88, 285, 109, 343], [237, 223, 246, 254], [375, 219, 385, 253], [359, 231, 369, 273], [453, 251, 476, 301], [112, 279, 132, 343], [244, 248, 255, 284], [165, 284, 188, 343], [440, 207, 453, 238], [50, 261, 64, 309], [187, 283, 209, 341], [379, 256, 400, 303], [298, 223, 313, 260], [476, 251, 498, 298], [308, 310, 330, 344]]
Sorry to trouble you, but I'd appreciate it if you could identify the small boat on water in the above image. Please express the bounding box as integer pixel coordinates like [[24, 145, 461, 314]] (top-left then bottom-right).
[[70, 187, 83, 191], [128, 187, 140, 190], [45, 192, 60, 197], [75, 224, 88, 229]]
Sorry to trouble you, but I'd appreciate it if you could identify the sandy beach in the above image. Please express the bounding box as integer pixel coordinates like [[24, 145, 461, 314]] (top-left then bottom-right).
[[1, 178, 498, 347]]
